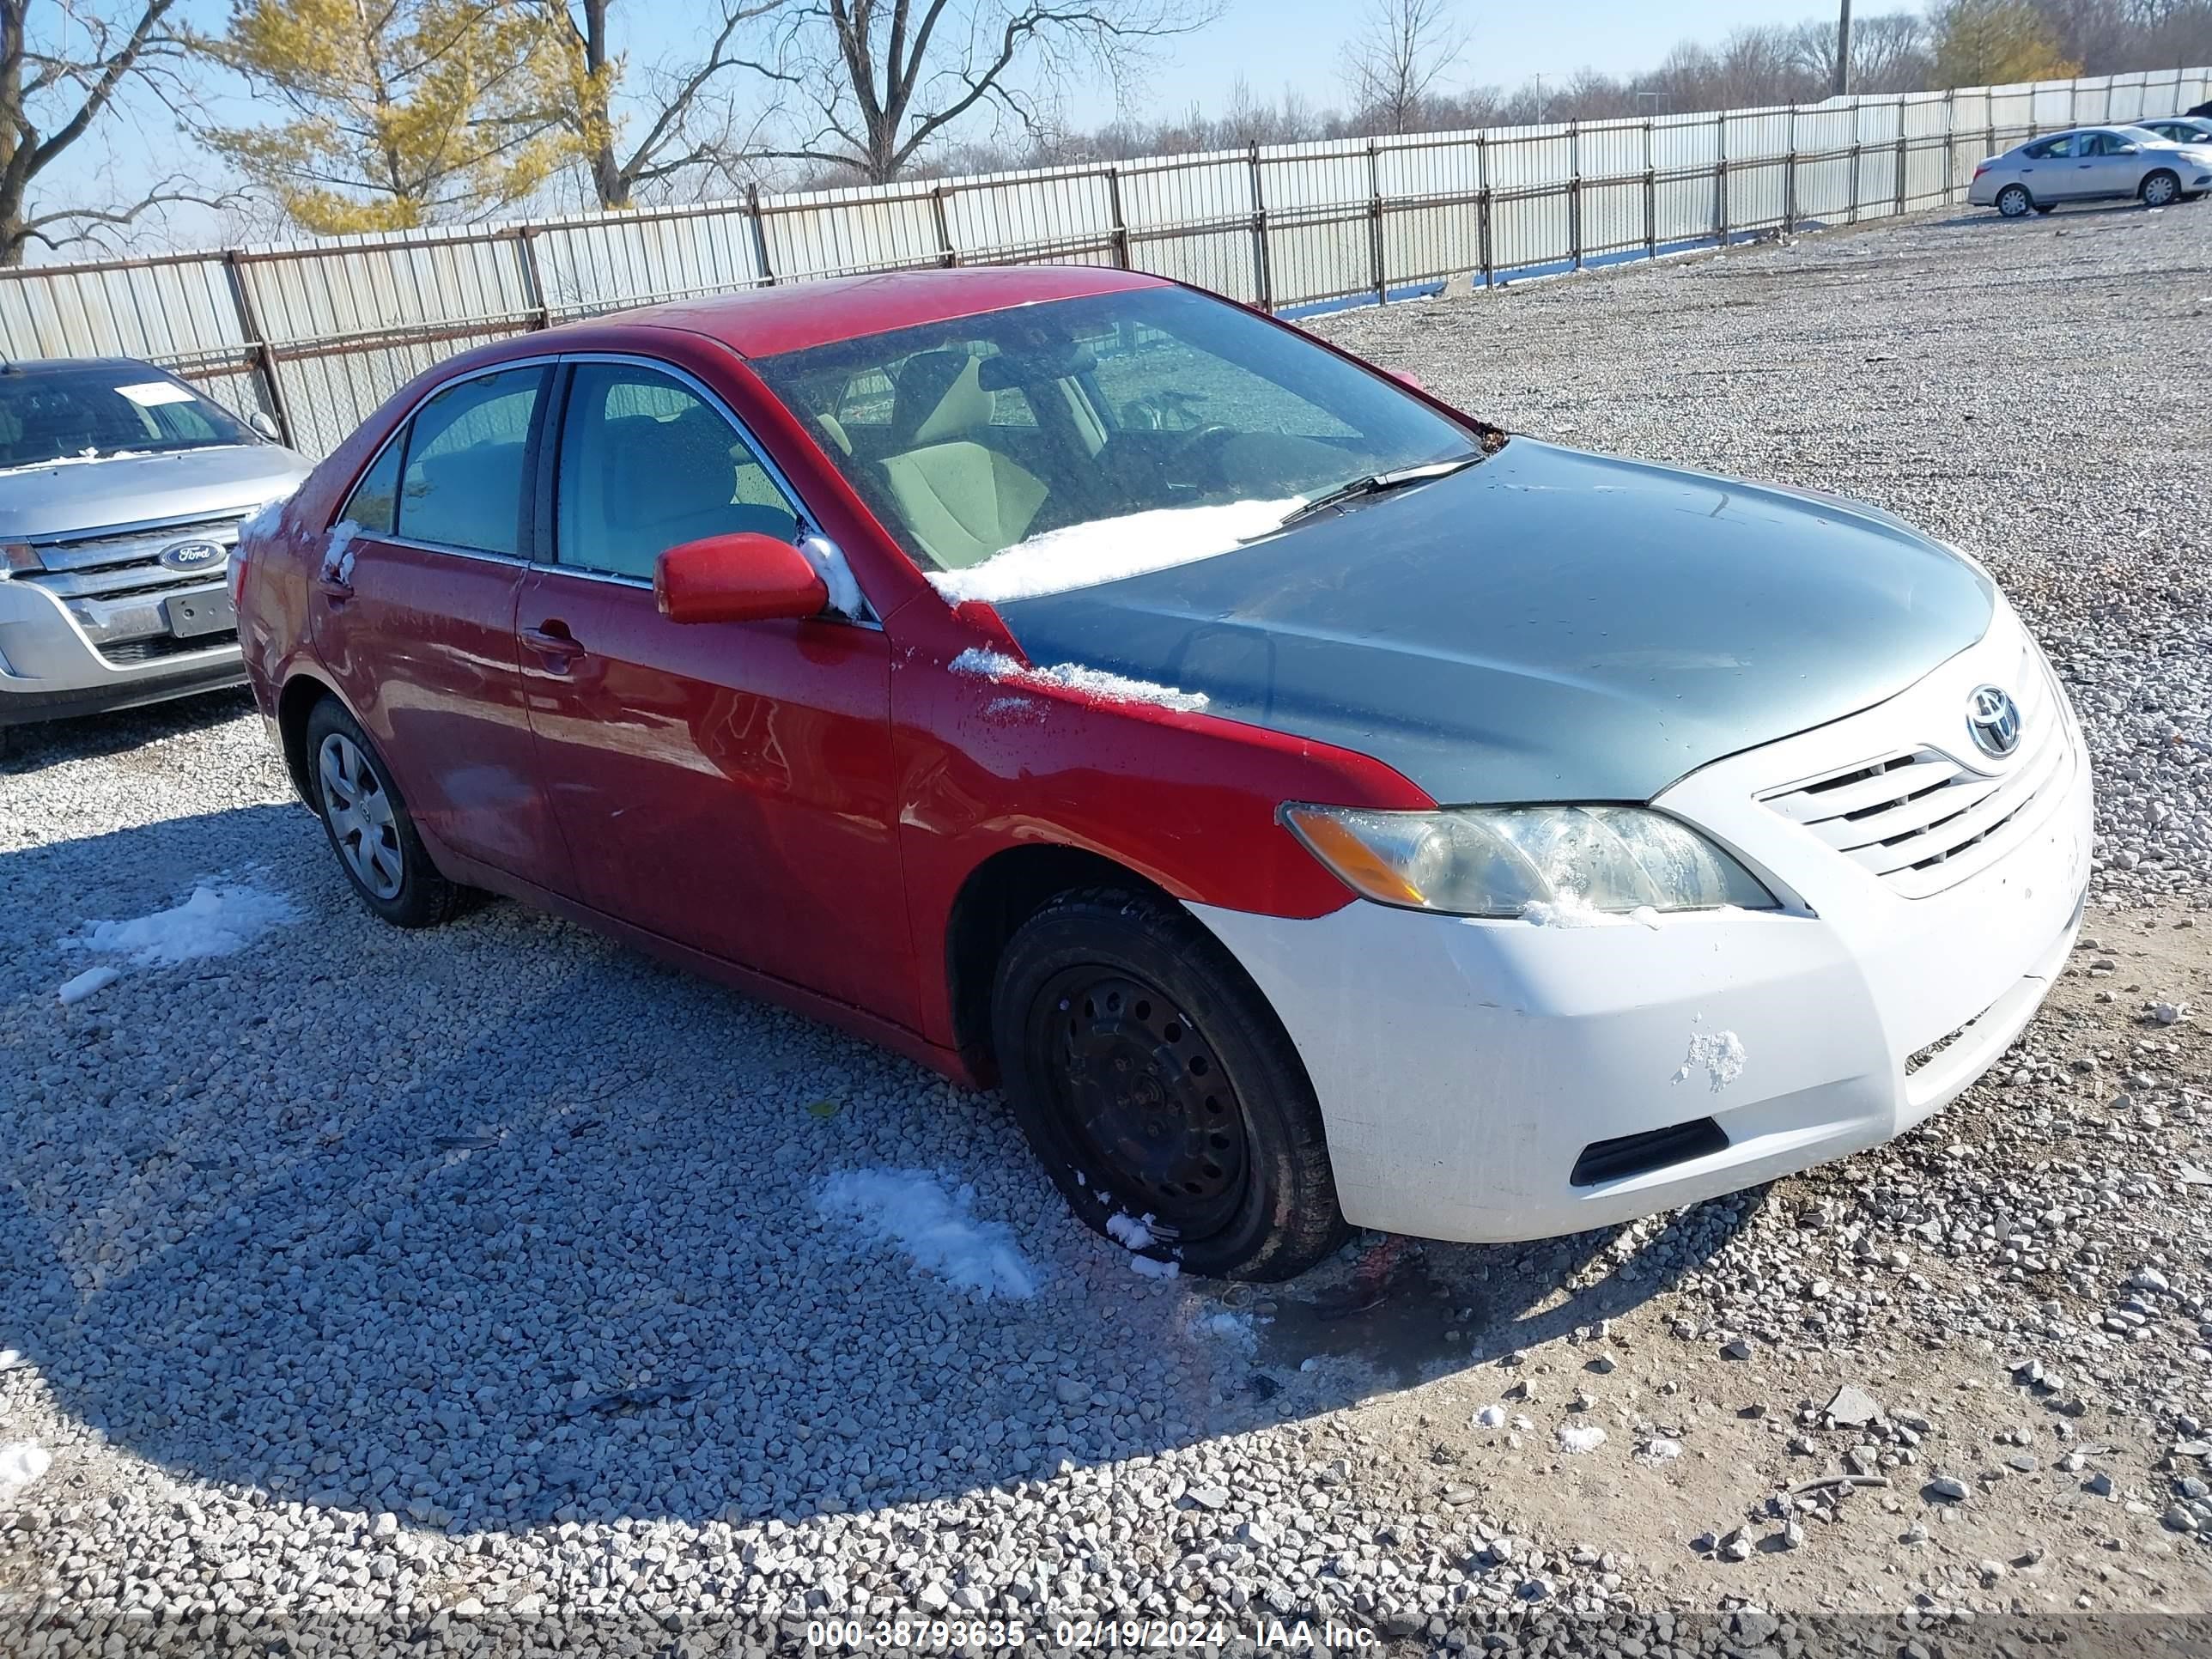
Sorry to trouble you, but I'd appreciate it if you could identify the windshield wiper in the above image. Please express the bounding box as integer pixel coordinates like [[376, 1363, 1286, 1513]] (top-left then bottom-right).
[[1273, 452, 1487, 530]]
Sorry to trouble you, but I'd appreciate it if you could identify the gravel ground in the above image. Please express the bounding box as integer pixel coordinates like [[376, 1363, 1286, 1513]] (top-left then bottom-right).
[[2, 201, 2209, 1656]]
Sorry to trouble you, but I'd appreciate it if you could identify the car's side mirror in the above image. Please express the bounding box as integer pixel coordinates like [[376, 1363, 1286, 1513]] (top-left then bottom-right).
[[247, 410, 281, 441], [655, 532, 828, 624], [2118, 143, 2140, 154], [1389, 369, 1426, 392]]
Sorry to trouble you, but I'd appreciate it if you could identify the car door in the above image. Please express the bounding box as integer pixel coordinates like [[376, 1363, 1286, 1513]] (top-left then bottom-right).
[[516, 356, 913, 1023], [310, 362, 573, 889], [2016, 133, 2081, 197], [2076, 131, 2137, 198]]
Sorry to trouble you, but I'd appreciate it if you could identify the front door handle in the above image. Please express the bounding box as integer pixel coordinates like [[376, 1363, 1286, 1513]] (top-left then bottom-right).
[[522, 621, 586, 669]]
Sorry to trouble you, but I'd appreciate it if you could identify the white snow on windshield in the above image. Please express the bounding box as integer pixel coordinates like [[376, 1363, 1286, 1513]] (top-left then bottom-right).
[[927, 496, 1301, 605]]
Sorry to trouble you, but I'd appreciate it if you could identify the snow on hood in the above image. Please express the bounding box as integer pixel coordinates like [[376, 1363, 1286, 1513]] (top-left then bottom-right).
[[927, 497, 1301, 605]]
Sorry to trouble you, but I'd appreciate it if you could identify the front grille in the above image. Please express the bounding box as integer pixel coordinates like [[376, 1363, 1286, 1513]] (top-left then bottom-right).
[[1759, 648, 2070, 900], [21, 514, 242, 647], [99, 629, 237, 665]]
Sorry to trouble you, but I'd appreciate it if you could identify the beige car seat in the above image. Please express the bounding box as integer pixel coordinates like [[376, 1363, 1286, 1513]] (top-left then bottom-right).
[[878, 350, 1048, 569]]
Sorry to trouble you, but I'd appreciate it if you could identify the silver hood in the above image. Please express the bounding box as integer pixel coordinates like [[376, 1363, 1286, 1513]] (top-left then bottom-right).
[[0, 444, 312, 541]]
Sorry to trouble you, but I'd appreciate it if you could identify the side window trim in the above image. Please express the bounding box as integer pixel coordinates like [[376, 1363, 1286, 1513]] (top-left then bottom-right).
[[543, 350, 877, 623], [333, 357, 560, 563]]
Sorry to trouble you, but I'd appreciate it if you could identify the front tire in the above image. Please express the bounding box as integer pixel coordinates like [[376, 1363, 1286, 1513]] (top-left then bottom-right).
[[1996, 184, 2033, 218], [305, 697, 470, 928], [2142, 170, 2180, 208], [991, 887, 1346, 1282]]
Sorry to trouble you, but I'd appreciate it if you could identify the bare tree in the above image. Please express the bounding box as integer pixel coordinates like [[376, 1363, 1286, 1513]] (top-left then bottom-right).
[[535, 0, 787, 210], [1343, 0, 1466, 135], [0, 0, 216, 265], [1789, 9, 1929, 95], [757, 0, 1220, 185]]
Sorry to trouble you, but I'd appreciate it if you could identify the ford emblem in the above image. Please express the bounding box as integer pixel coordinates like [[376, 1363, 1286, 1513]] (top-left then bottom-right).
[[1966, 684, 2022, 759], [156, 539, 226, 573]]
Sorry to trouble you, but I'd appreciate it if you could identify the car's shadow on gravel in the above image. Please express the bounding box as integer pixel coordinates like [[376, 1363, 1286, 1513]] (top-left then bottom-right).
[[0, 687, 258, 776], [0, 804, 1752, 1539]]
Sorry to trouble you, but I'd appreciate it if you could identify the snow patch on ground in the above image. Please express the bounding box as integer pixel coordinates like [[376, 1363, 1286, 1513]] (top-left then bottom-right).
[[1473, 1403, 1509, 1429], [1194, 1308, 1260, 1352], [1639, 1437, 1685, 1464], [0, 1443, 51, 1496], [56, 965, 120, 1006], [1674, 1029, 1748, 1091], [1126, 1254, 1180, 1280], [1555, 1424, 1608, 1454], [73, 883, 301, 967], [950, 647, 1209, 714], [1105, 1212, 1157, 1250], [927, 498, 1300, 604], [816, 1170, 1038, 1300]]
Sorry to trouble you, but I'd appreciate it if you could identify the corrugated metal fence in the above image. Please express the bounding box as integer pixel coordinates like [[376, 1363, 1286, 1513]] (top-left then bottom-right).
[[1, 66, 2203, 458]]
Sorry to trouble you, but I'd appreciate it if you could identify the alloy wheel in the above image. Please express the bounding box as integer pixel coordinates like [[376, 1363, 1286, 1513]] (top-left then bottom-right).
[[318, 731, 404, 900], [1035, 966, 1250, 1241]]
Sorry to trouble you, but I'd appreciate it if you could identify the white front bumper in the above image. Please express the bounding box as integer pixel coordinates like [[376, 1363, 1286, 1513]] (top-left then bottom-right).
[[1192, 605, 2093, 1244]]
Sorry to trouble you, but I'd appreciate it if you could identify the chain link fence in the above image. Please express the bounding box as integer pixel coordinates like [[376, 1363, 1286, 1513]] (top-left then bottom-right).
[[0, 67, 2203, 459]]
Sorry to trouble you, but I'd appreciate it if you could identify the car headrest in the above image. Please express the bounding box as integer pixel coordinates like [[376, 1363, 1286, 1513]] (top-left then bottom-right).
[[603, 410, 744, 529], [889, 350, 990, 448]]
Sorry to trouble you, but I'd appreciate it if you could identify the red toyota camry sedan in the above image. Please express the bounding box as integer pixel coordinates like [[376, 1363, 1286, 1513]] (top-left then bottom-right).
[[236, 265, 2087, 1280]]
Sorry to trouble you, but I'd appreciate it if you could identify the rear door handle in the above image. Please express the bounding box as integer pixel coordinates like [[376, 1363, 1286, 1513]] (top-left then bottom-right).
[[522, 622, 586, 669]]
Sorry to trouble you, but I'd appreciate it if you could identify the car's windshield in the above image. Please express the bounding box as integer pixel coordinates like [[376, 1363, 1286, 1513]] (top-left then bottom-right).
[[2114, 125, 2166, 144], [753, 286, 1487, 601], [0, 363, 258, 471]]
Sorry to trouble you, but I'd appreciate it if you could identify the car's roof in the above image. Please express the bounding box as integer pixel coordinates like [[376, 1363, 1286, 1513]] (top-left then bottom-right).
[[607, 264, 1174, 360], [0, 355, 162, 374]]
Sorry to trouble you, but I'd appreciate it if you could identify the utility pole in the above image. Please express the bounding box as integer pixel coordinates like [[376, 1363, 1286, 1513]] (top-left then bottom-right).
[[1832, 0, 1852, 98]]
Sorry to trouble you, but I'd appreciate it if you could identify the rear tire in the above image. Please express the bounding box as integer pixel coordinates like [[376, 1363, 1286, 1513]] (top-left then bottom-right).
[[991, 886, 1347, 1282], [304, 697, 470, 929], [2141, 169, 2180, 208], [1996, 184, 2033, 218]]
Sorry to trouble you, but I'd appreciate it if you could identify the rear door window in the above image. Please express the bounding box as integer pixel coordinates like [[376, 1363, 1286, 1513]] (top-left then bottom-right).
[[392, 368, 546, 556]]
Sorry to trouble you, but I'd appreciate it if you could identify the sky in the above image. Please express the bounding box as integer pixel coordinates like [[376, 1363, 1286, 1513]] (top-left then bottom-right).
[[50, 0, 1856, 254]]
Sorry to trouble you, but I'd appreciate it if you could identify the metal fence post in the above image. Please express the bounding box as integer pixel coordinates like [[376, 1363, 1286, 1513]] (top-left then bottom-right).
[[930, 186, 956, 267], [1247, 143, 1272, 310], [1894, 94, 1907, 215], [222, 250, 295, 450], [1943, 88, 1956, 203], [1105, 167, 1131, 269], [1366, 141, 1387, 304], [1713, 111, 1729, 246], [1847, 99, 1863, 223], [2069, 76, 2080, 125], [745, 185, 776, 287], [514, 228, 550, 328], [1784, 106, 1798, 230], [1643, 118, 1656, 259], [1567, 121, 1582, 270], [1475, 134, 1492, 289]]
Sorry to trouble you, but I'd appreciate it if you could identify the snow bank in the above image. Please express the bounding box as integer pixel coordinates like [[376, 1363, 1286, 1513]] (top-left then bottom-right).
[[56, 965, 120, 1006], [75, 882, 301, 967], [1673, 1030, 1747, 1092], [950, 647, 1208, 714], [927, 497, 1300, 605], [817, 1170, 1038, 1300]]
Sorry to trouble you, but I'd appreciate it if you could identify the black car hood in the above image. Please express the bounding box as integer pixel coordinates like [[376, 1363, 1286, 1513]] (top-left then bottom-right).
[[991, 440, 1996, 803]]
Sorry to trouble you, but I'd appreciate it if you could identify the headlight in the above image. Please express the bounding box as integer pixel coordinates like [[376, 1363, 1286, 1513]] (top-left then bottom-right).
[[1281, 802, 1778, 918]]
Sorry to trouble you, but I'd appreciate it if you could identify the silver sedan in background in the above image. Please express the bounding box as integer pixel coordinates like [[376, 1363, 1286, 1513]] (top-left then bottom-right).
[[1968, 125, 2212, 216]]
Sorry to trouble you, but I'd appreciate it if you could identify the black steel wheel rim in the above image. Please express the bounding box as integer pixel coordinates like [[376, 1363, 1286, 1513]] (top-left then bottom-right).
[[1030, 966, 1249, 1240]]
